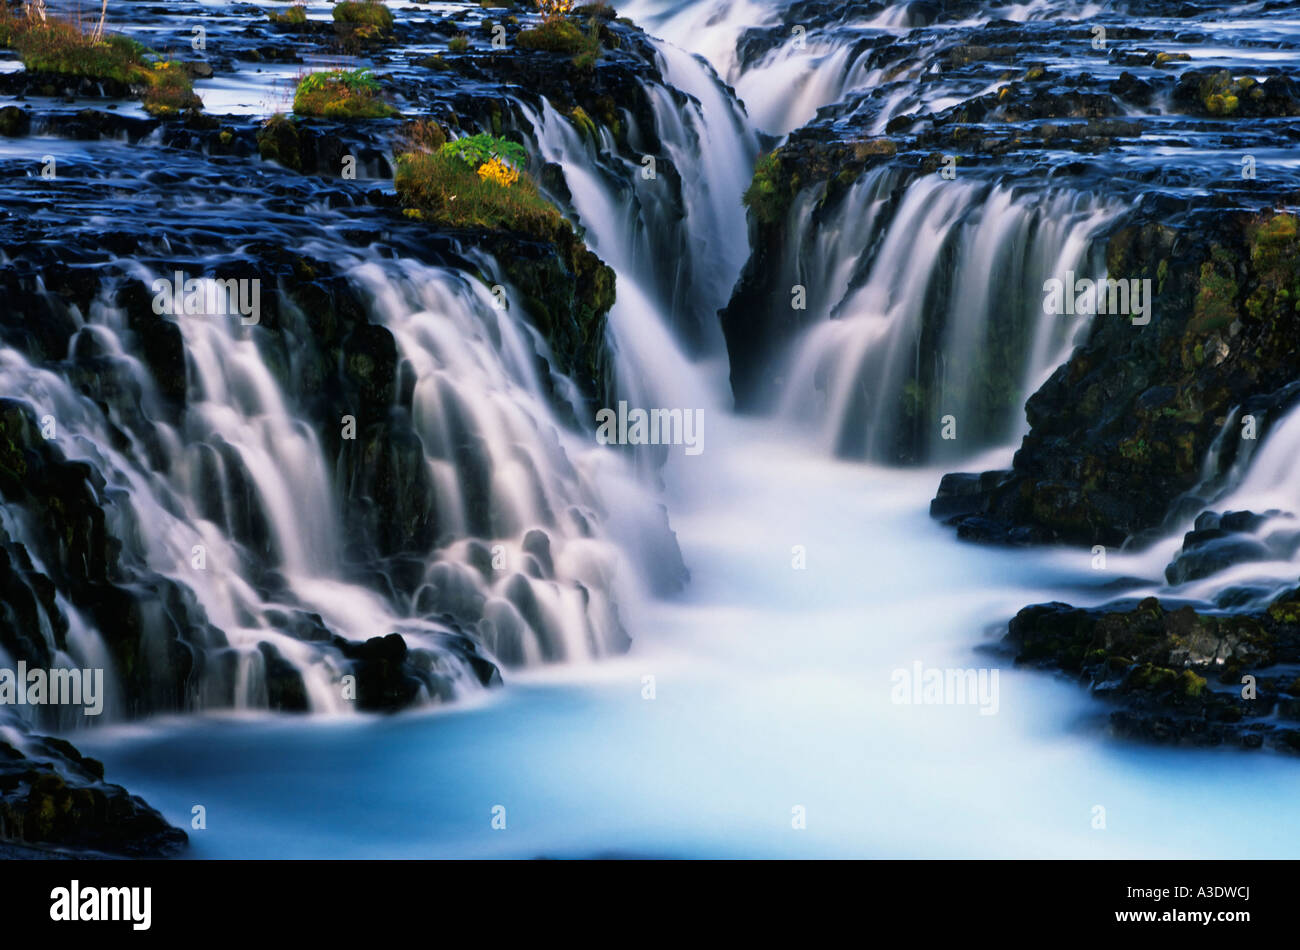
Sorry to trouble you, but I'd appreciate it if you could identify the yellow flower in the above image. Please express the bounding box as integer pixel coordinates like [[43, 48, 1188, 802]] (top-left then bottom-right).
[[476, 156, 519, 188]]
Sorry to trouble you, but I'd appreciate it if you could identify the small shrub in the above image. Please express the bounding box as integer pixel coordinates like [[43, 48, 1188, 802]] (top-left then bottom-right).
[[268, 4, 309, 26], [293, 68, 398, 119], [12, 16, 150, 83], [448, 34, 469, 52], [516, 18, 586, 53], [332, 0, 393, 30], [395, 149, 559, 235], [440, 132, 526, 169], [143, 61, 202, 116]]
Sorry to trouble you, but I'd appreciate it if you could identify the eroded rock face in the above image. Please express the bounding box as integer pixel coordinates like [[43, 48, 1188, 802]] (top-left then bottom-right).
[[1006, 594, 1300, 753], [940, 212, 1300, 547], [0, 717, 186, 857]]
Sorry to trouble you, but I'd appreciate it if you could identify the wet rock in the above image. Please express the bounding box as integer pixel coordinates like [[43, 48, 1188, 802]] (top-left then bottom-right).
[[0, 105, 30, 137], [257, 641, 310, 712], [335, 633, 425, 712], [1164, 510, 1298, 584], [1004, 592, 1300, 752], [940, 212, 1300, 546], [0, 719, 186, 857]]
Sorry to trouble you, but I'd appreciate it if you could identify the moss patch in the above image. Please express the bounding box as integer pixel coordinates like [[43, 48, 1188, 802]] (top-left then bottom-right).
[[293, 68, 398, 119]]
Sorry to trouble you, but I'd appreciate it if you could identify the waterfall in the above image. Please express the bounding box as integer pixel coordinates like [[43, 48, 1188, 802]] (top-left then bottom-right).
[[513, 37, 760, 413], [0, 247, 684, 719], [622, 0, 1108, 136], [748, 170, 1117, 462]]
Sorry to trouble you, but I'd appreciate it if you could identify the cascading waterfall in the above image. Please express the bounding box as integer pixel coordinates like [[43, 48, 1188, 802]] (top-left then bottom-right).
[[6, 0, 1295, 861], [1107, 399, 1300, 609], [0, 12, 765, 735], [515, 38, 760, 413], [622, 0, 1107, 136], [768, 171, 1116, 462], [0, 247, 680, 720]]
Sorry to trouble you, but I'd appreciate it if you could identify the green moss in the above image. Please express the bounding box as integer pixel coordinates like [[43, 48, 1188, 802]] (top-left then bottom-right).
[[257, 112, 302, 169], [142, 61, 202, 117], [1206, 93, 1239, 115], [517, 18, 584, 52], [293, 68, 398, 119], [743, 150, 790, 227], [1201, 70, 1249, 116], [569, 105, 597, 139], [268, 4, 309, 26], [516, 17, 601, 66], [1267, 598, 1300, 624], [448, 34, 470, 51], [1190, 250, 1238, 333], [1179, 669, 1207, 697], [333, 0, 393, 30], [1243, 213, 1300, 324], [852, 137, 897, 159]]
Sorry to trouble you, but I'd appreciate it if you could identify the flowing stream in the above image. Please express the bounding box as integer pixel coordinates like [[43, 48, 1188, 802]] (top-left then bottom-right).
[[11, 0, 1300, 856]]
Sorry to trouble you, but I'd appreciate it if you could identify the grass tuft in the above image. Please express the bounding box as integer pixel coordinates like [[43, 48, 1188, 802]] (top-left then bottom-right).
[[332, 0, 393, 31], [293, 68, 398, 119], [268, 3, 310, 26], [143, 61, 202, 116]]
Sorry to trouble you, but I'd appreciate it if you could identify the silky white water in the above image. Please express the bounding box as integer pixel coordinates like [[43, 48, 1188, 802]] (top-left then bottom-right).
[[75, 419, 1300, 857], [38, 0, 1300, 857]]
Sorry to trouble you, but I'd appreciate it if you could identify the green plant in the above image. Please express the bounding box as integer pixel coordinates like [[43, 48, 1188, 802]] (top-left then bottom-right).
[[448, 34, 469, 51], [439, 132, 526, 169], [268, 3, 309, 26], [10, 15, 151, 83], [743, 150, 789, 227], [332, 0, 393, 30], [516, 18, 586, 53], [293, 68, 398, 118], [143, 60, 202, 116], [396, 149, 558, 234]]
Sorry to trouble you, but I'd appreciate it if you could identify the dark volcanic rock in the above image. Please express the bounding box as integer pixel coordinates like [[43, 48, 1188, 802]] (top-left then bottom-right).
[[941, 212, 1300, 547], [0, 719, 187, 857], [1006, 592, 1300, 753]]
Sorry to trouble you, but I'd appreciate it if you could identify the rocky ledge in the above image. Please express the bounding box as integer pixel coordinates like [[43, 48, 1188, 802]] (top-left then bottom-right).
[[0, 715, 186, 857]]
